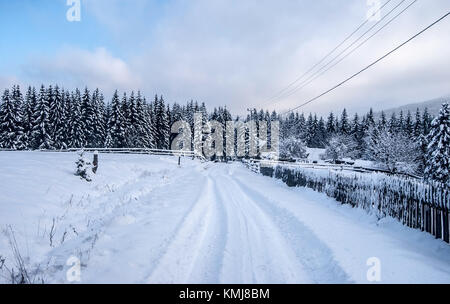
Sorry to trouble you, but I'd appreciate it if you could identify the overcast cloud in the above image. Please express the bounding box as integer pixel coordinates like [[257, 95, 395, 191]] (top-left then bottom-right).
[[2, 0, 449, 116]]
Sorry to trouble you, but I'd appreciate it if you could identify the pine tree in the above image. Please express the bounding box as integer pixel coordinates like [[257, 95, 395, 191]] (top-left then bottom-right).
[[68, 89, 85, 148], [108, 90, 127, 148], [10, 85, 25, 149], [134, 91, 155, 148], [326, 112, 336, 135], [49, 85, 67, 149], [379, 111, 387, 129], [422, 107, 432, 136], [0, 89, 24, 149], [31, 85, 53, 149], [22, 86, 37, 149], [366, 108, 375, 129], [91, 89, 106, 147], [62, 91, 72, 145], [340, 108, 350, 135], [413, 108, 423, 138], [153, 95, 170, 149], [404, 110, 414, 137], [425, 103, 450, 184], [81, 87, 95, 147], [389, 112, 398, 134]]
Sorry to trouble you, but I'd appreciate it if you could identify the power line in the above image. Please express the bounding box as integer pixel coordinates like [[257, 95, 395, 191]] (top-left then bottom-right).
[[261, 0, 393, 106], [270, 0, 410, 105], [278, 0, 419, 101], [280, 11, 450, 116]]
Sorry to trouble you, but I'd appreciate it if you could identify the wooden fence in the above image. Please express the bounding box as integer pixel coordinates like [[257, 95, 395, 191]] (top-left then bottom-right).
[[258, 164, 450, 243]]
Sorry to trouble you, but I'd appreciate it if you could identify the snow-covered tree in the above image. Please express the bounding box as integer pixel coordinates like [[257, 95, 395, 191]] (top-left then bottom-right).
[[425, 103, 450, 184], [68, 89, 85, 148], [31, 85, 53, 149], [49, 86, 67, 149], [108, 90, 127, 148], [91, 89, 106, 147], [339, 108, 350, 135], [279, 137, 308, 160], [21, 86, 37, 149], [0, 89, 24, 149], [81, 87, 95, 147], [153, 95, 170, 149], [365, 126, 420, 174], [324, 134, 355, 162], [75, 149, 92, 182]]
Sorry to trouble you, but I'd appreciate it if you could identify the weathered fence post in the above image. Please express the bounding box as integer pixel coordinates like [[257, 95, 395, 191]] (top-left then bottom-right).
[[92, 150, 99, 174]]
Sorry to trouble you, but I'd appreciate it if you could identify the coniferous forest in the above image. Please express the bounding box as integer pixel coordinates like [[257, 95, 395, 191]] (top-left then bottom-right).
[[0, 84, 449, 184]]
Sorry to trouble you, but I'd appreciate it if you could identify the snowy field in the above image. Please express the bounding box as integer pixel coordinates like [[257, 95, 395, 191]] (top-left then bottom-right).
[[1, 151, 450, 284]]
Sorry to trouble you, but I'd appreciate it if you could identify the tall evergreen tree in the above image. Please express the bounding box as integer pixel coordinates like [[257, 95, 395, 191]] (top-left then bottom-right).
[[49, 85, 67, 149], [340, 108, 350, 135], [425, 103, 450, 184], [153, 95, 170, 149], [108, 90, 127, 148], [68, 89, 85, 148], [413, 108, 423, 138], [31, 85, 53, 149], [21, 86, 37, 149], [81, 87, 95, 147], [0, 89, 24, 149]]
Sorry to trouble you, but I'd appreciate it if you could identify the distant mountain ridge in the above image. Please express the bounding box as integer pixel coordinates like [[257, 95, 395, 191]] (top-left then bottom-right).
[[375, 96, 450, 118]]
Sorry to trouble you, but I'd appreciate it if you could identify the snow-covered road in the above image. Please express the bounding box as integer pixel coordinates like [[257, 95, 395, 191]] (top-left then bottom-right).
[[1, 152, 450, 284]]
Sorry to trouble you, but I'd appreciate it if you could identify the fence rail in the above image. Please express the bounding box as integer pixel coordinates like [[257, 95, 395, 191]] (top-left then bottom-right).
[[252, 163, 450, 244], [0, 148, 206, 161], [250, 159, 422, 179]]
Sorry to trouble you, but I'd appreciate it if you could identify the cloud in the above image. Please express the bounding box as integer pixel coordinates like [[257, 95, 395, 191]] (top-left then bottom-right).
[[3, 0, 449, 115], [120, 0, 450, 115], [0, 75, 21, 92], [22, 47, 140, 93]]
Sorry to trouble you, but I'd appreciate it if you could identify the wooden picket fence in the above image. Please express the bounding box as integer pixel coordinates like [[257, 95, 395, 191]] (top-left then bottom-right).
[[259, 165, 450, 243]]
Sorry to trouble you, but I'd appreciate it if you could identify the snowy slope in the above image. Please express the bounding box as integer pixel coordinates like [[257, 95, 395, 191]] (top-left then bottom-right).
[[1, 152, 450, 284]]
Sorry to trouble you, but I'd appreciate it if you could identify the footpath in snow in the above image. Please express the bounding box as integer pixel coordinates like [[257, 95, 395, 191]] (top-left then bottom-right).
[[0, 152, 450, 283]]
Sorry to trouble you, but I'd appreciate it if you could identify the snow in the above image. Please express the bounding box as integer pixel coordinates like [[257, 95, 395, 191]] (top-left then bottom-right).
[[306, 148, 325, 162], [1, 151, 450, 284]]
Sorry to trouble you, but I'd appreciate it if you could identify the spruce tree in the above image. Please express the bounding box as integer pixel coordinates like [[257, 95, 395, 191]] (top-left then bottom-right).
[[422, 107, 432, 136], [405, 110, 414, 137], [425, 103, 450, 184], [340, 108, 350, 135], [0, 89, 24, 149], [68, 89, 85, 148], [153, 95, 170, 149], [50, 85, 67, 149], [31, 85, 53, 149], [108, 90, 127, 148], [22, 86, 36, 149], [413, 108, 423, 138], [326, 112, 336, 135], [91, 89, 106, 147], [81, 87, 95, 147]]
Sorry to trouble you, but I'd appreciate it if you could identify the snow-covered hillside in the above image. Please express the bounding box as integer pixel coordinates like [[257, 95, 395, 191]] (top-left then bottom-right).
[[1, 152, 450, 284]]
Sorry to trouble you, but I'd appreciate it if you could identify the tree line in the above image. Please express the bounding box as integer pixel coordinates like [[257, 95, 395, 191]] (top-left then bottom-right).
[[0, 84, 448, 183]]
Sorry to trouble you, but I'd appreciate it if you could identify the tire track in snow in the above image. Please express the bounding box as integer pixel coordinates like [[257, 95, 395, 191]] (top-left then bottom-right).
[[146, 174, 227, 283], [214, 167, 312, 283], [231, 170, 352, 283]]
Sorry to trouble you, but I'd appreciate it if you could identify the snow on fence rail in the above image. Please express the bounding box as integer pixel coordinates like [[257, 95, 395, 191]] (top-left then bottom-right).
[[257, 164, 450, 243], [0, 148, 206, 160]]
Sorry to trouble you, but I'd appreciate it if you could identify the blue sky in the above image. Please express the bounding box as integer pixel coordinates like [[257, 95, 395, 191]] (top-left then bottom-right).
[[0, 0, 449, 115]]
